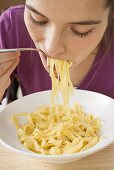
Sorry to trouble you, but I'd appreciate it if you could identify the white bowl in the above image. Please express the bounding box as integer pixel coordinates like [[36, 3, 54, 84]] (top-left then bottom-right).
[[0, 89, 114, 164]]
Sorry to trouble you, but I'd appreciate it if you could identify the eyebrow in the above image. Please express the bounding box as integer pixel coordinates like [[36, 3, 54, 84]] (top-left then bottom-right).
[[70, 20, 101, 25], [25, 4, 101, 25], [25, 4, 47, 18]]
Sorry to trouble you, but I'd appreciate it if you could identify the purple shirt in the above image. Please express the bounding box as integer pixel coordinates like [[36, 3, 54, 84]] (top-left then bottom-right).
[[0, 5, 114, 98]]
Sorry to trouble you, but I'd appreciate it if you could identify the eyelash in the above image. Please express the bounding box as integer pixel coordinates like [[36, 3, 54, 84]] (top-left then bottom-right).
[[71, 29, 93, 38], [31, 17, 93, 38], [31, 17, 48, 26]]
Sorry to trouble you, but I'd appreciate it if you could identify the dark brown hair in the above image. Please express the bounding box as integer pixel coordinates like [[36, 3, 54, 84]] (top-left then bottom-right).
[[105, 0, 114, 29], [106, 0, 114, 9], [102, 0, 114, 54]]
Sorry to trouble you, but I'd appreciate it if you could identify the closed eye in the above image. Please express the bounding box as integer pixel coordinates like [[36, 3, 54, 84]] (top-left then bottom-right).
[[71, 28, 93, 38], [31, 16, 48, 26]]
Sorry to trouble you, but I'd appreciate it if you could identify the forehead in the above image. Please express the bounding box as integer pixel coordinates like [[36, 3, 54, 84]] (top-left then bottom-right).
[[26, 0, 108, 22]]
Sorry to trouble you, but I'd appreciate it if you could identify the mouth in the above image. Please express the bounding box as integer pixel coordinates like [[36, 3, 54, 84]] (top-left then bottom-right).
[[38, 49, 73, 79], [38, 50, 59, 78]]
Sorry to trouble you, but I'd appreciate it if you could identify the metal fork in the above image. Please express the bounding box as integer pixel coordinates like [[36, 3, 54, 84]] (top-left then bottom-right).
[[0, 48, 40, 53]]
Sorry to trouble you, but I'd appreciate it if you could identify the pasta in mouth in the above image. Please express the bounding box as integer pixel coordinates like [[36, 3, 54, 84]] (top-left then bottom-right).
[[12, 58, 101, 155]]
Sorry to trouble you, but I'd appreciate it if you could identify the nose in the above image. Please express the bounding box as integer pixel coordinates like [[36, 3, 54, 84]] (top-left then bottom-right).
[[44, 25, 66, 57]]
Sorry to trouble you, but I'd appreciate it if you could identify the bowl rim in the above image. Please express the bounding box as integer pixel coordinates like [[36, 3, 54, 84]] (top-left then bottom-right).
[[0, 89, 114, 159], [0, 136, 114, 160], [1, 89, 114, 109]]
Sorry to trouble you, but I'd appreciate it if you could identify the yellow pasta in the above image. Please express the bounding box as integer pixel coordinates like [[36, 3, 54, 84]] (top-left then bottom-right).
[[47, 58, 73, 105], [12, 103, 100, 155], [12, 58, 101, 155]]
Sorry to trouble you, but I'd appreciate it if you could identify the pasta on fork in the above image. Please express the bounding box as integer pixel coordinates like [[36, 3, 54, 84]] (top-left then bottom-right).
[[47, 57, 73, 105]]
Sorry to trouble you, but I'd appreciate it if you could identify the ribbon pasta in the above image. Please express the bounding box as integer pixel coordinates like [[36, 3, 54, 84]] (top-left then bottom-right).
[[12, 104, 100, 155], [47, 58, 73, 105], [12, 58, 100, 155]]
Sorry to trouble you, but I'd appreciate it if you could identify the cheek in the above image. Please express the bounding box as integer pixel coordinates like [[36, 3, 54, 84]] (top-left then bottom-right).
[[68, 26, 106, 63]]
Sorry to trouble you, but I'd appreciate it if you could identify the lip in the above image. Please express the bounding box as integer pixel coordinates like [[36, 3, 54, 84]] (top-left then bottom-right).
[[39, 50, 74, 76]]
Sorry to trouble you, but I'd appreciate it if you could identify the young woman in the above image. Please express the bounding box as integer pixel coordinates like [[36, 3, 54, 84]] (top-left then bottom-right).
[[0, 0, 114, 102]]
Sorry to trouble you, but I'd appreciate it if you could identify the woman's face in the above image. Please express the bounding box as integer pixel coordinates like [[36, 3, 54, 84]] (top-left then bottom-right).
[[24, 0, 109, 71]]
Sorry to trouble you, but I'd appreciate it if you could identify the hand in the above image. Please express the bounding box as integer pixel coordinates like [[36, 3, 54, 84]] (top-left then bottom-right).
[[0, 51, 20, 101]]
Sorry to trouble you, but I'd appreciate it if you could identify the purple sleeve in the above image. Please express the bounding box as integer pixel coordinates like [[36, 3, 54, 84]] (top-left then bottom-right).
[[0, 9, 17, 103], [0, 9, 12, 48]]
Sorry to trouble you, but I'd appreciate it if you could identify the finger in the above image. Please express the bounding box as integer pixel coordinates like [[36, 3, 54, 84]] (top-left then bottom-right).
[[0, 60, 19, 95], [0, 59, 20, 101], [0, 59, 20, 81], [0, 77, 11, 98], [1, 78, 11, 92], [0, 58, 20, 76], [0, 51, 20, 64]]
